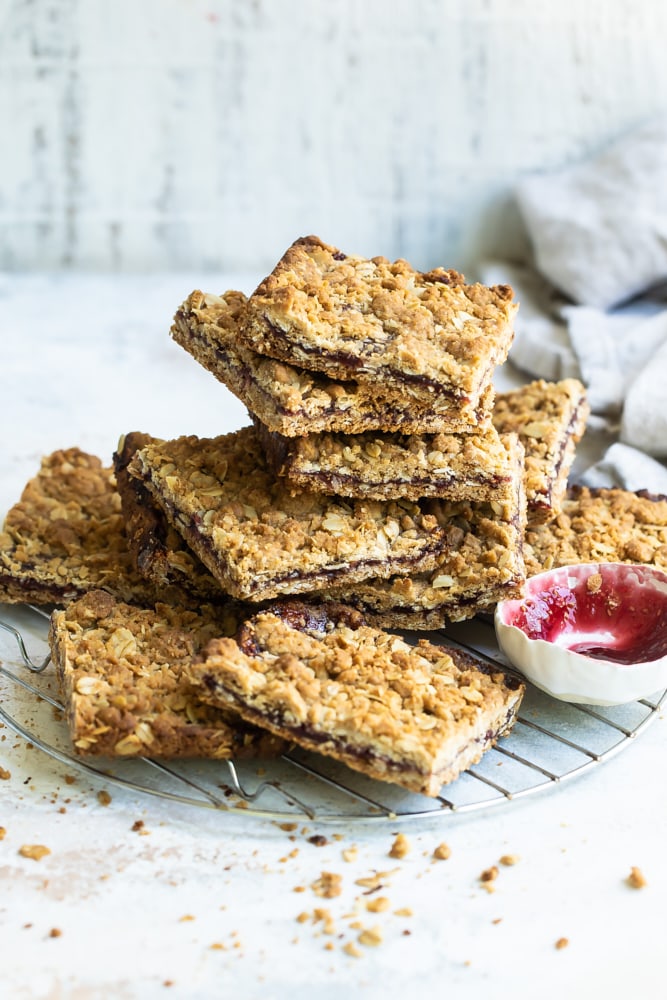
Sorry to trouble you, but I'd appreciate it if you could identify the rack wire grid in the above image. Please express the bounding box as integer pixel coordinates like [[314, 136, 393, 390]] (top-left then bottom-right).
[[0, 601, 664, 824]]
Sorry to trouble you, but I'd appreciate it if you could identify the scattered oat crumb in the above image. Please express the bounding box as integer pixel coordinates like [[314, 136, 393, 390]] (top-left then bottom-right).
[[366, 896, 390, 913], [389, 833, 410, 859], [97, 790, 112, 807], [279, 822, 298, 832], [313, 908, 336, 934], [480, 866, 499, 883], [342, 846, 358, 863], [627, 866, 647, 889], [555, 937, 569, 950], [311, 872, 343, 899], [163, 981, 174, 988], [210, 943, 226, 951], [179, 915, 195, 922], [433, 842, 451, 861], [293, 886, 306, 893], [499, 854, 519, 866], [492, 918, 503, 925], [49, 928, 62, 938], [296, 912, 310, 924], [586, 573, 602, 594], [349, 920, 363, 930], [308, 834, 328, 847], [355, 869, 398, 891], [343, 942, 362, 958], [358, 926, 383, 947], [64, 775, 76, 785], [0, 767, 11, 780], [394, 907, 413, 917], [324, 941, 335, 951], [131, 820, 144, 832], [332, 833, 343, 841], [19, 844, 50, 861], [0, 827, 6, 840]]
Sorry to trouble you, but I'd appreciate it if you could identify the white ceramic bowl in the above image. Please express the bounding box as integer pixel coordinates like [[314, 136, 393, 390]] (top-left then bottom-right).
[[494, 562, 667, 706]]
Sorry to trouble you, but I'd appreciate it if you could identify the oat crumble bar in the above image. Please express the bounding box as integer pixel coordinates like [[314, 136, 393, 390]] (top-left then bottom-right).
[[171, 290, 495, 435], [0, 448, 161, 606], [114, 431, 223, 603], [241, 236, 516, 407], [326, 436, 527, 629], [255, 417, 519, 503], [129, 426, 449, 602], [186, 601, 525, 796], [493, 378, 589, 522], [524, 485, 667, 576], [49, 589, 285, 758]]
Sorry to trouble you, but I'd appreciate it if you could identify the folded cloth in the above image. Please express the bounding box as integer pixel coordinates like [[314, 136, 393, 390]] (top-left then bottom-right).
[[579, 442, 667, 496], [621, 335, 667, 458], [516, 117, 667, 309]]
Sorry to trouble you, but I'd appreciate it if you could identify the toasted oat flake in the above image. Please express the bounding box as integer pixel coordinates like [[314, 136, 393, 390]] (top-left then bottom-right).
[[342, 846, 358, 863], [499, 854, 519, 866], [433, 842, 451, 861], [394, 907, 413, 918], [480, 865, 499, 883], [358, 926, 383, 947], [311, 872, 343, 899], [0, 767, 10, 780], [366, 896, 391, 913], [97, 790, 112, 807], [19, 844, 50, 861], [555, 937, 569, 950], [343, 942, 362, 958], [0, 827, 6, 840]]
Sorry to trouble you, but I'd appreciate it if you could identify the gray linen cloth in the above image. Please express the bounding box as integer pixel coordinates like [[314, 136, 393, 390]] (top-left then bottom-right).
[[481, 117, 667, 493]]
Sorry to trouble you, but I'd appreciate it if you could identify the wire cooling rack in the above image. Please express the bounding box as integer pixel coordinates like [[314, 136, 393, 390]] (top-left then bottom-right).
[[0, 602, 664, 824]]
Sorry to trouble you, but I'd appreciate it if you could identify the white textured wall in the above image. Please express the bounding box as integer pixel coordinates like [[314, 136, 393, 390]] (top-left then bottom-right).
[[2, 0, 667, 274]]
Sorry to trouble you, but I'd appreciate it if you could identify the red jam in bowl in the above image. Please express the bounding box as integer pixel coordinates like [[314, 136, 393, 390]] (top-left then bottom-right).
[[502, 564, 667, 665]]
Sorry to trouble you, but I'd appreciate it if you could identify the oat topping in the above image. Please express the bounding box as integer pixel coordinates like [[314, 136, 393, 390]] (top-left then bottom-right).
[[130, 426, 449, 602], [49, 589, 285, 759], [388, 834, 410, 859], [311, 872, 343, 898], [186, 601, 524, 797], [243, 236, 517, 404]]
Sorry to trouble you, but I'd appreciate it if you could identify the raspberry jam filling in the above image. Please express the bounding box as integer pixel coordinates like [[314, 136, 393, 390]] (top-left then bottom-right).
[[503, 564, 667, 665]]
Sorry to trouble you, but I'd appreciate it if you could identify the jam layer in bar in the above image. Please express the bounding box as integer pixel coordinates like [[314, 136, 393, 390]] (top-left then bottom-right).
[[241, 236, 516, 408], [186, 601, 525, 797], [256, 418, 519, 503]]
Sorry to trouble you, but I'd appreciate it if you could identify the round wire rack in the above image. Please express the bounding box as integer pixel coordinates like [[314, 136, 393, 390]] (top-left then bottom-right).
[[1, 602, 664, 825]]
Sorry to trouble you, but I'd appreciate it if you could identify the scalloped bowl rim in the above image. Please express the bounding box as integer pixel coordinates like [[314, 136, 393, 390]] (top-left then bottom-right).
[[494, 562, 667, 706]]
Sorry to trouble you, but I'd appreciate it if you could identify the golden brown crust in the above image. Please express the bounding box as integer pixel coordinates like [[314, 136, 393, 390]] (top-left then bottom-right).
[[186, 601, 524, 796], [171, 290, 495, 435], [129, 426, 450, 602], [493, 379, 589, 521], [0, 448, 161, 606], [256, 418, 519, 503], [49, 590, 285, 759], [524, 485, 667, 575], [242, 237, 516, 405]]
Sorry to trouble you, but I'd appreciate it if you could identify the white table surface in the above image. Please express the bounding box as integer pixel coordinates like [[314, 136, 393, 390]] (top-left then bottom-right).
[[0, 273, 665, 1000]]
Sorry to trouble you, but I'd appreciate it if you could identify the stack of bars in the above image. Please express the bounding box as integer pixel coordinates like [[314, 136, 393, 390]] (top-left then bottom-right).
[[4, 234, 635, 800]]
